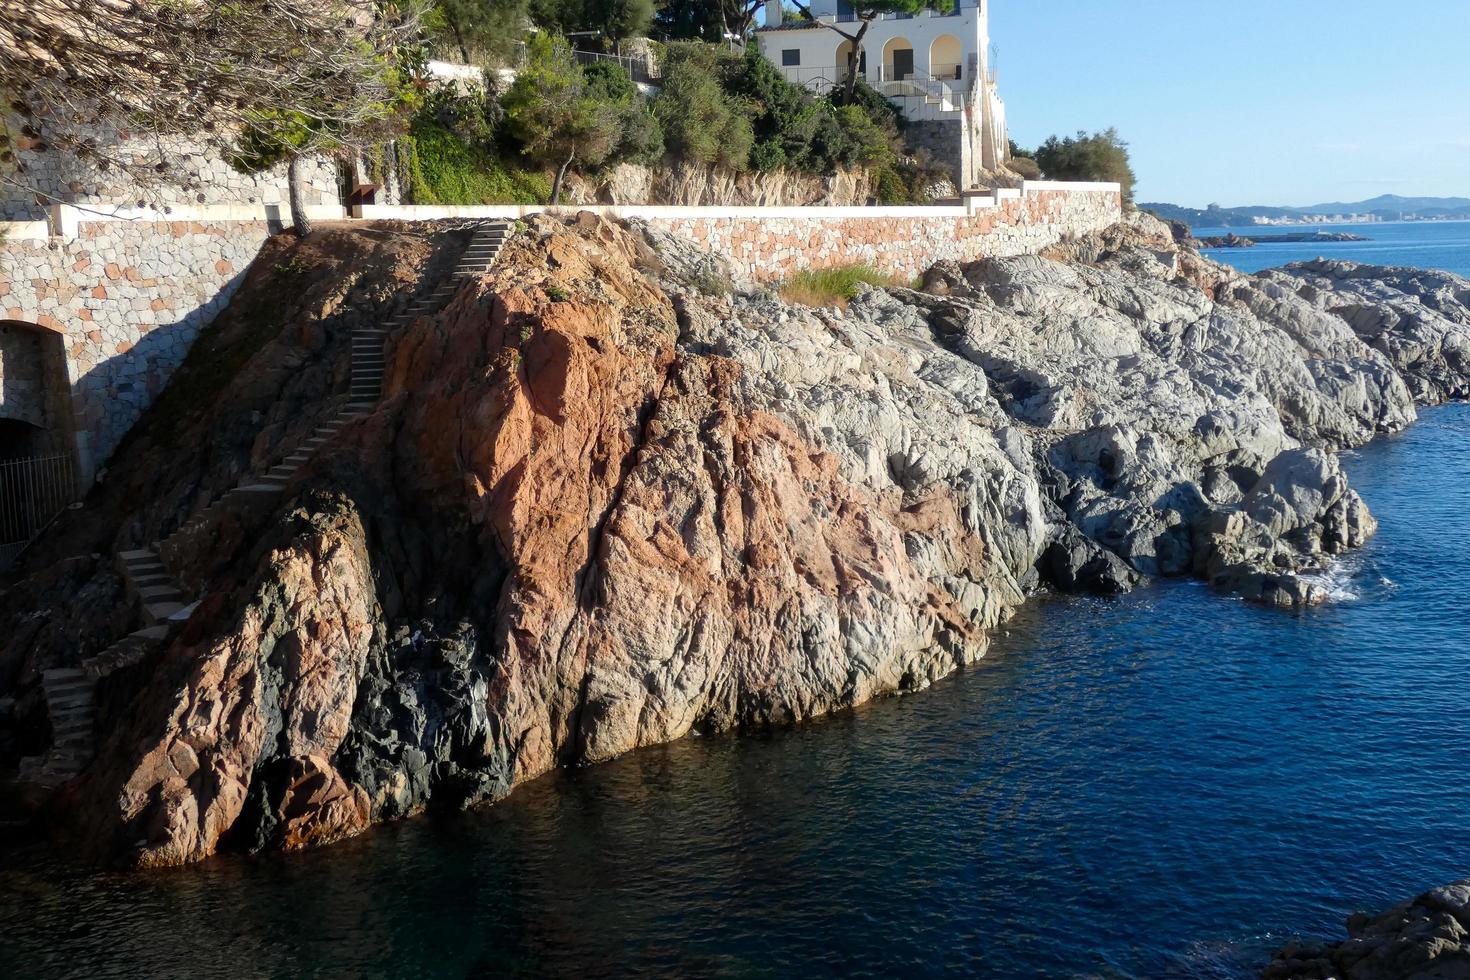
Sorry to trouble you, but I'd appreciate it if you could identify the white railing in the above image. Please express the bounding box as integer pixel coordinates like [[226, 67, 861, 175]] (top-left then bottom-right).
[[877, 68, 964, 111]]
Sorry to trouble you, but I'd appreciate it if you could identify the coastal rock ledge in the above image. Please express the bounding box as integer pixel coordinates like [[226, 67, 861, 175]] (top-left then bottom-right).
[[3, 211, 1470, 866], [1266, 880, 1470, 979]]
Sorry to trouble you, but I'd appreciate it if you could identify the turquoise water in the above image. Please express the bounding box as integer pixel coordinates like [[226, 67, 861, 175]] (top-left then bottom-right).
[[1194, 219, 1470, 277], [3, 408, 1470, 977]]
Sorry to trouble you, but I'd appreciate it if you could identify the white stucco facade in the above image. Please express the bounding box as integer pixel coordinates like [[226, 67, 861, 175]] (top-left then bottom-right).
[[755, 0, 1008, 180]]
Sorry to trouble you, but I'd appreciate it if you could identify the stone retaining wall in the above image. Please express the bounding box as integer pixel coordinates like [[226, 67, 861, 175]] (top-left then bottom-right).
[[0, 216, 274, 480], [355, 181, 1124, 281], [0, 181, 1120, 491], [646, 187, 1121, 280], [1, 113, 340, 222]]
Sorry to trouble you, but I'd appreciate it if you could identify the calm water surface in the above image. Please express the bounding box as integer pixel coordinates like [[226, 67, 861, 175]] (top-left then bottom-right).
[[3, 407, 1470, 979], [1194, 219, 1470, 277]]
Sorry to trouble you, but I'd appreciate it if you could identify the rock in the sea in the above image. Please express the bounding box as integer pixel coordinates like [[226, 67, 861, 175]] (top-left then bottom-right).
[[1195, 448, 1376, 607], [1265, 880, 1470, 979]]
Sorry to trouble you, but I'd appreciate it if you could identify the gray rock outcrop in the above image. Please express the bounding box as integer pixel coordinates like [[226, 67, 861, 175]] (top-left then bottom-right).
[[1266, 880, 1470, 979], [5, 212, 1470, 865]]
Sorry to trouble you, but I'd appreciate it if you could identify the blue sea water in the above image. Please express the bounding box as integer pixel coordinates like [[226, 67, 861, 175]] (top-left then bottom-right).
[[1193, 219, 1470, 278], [3, 404, 1469, 978]]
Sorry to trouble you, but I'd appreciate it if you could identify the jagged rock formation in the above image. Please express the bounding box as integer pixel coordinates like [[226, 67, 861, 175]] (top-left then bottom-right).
[[3, 210, 1469, 866], [1265, 880, 1470, 979]]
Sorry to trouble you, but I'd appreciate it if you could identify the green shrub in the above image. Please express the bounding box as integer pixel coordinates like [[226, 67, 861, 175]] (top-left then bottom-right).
[[1008, 155, 1042, 180], [582, 60, 640, 104], [402, 120, 550, 204], [1034, 128, 1136, 203], [653, 43, 754, 170], [617, 103, 665, 166], [780, 264, 904, 308]]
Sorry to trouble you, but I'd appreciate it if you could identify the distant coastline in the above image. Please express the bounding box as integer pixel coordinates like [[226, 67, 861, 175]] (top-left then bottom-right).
[[1144, 194, 1470, 229], [1197, 231, 1369, 249]]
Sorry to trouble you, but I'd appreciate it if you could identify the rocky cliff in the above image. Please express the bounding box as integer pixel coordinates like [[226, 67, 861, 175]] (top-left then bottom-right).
[[3, 211, 1469, 867]]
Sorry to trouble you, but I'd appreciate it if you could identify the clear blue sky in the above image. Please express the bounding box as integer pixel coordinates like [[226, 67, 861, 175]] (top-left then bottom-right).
[[990, 0, 1470, 207]]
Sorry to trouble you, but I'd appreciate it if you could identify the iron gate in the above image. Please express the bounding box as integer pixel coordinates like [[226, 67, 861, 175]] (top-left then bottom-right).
[[0, 453, 77, 571]]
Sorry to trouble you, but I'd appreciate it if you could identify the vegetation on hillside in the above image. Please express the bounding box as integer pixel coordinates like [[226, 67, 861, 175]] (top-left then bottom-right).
[[1026, 128, 1137, 203], [1, 0, 425, 235], [400, 34, 943, 206]]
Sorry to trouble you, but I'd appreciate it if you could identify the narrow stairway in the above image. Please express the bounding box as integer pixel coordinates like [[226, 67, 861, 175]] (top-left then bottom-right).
[[20, 221, 514, 789]]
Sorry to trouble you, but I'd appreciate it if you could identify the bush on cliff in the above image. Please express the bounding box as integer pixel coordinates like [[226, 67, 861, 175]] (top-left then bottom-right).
[[400, 118, 551, 205], [652, 43, 756, 171], [401, 36, 929, 203], [1034, 128, 1136, 203], [503, 34, 627, 202], [581, 60, 666, 166]]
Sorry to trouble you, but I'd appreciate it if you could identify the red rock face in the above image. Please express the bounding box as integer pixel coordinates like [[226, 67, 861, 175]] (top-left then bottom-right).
[[96, 506, 377, 868], [74, 215, 1006, 866]]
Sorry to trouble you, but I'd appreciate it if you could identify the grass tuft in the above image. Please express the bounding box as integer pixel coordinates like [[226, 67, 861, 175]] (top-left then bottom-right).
[[779, 264, 905, 309]]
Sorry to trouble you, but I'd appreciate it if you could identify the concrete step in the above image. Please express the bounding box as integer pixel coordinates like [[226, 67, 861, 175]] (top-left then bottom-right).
[[144, 601, 187, 625], [45, 681, 92, 698], [136, 584, 184, 603], [41, 668, 86, 685], [43, 691, 93, 710], [129, 569, 172, 586], [167, 602, 199, 624]]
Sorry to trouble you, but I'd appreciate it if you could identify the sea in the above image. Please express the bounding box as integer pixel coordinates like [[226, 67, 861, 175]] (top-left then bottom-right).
[[2, 231, 1470, 980], [1192, 218, 1470, 278]]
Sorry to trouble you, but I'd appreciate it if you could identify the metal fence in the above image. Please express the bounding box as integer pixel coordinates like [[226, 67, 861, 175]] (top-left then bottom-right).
[[571, 49, 661, 85], [0, 453, 77, 571]]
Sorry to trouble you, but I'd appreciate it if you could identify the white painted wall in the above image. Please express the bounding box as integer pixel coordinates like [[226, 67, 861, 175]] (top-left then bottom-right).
[[755, 1, 1007, 172], [756, 2, 988, 118]]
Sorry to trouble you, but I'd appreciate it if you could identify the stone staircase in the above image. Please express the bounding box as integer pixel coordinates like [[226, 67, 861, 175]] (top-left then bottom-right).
[[18, 221, 514, 790]]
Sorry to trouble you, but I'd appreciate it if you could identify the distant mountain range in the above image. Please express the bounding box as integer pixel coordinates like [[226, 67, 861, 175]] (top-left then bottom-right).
[[1142, 195, 1470, 229]]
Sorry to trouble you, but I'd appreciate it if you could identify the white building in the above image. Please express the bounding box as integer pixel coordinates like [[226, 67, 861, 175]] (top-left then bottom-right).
[[755, 0, 1008, 188]]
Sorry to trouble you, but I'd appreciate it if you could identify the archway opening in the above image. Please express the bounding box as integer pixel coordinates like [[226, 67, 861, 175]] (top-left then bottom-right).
[[881, 37, 914, 82], [930, 34, 963, 81], [0, 418, 44, 462], [0, 320, 79, 564], [835, 39, 867, 83]]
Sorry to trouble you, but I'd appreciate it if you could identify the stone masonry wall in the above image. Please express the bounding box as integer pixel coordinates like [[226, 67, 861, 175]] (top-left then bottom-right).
[[0, 323, 51, 430], [1, 113, 339, 222], [0, 219, 273, 478], [645, 188, 1122, 281], [905, 118, 973, 191]]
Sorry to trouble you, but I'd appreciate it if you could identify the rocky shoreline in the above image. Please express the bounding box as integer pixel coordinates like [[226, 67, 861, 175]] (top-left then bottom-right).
[[1198, 231, 1371, 248], [2, 211, 1470, 868], [1265, 880, 1470, 979]]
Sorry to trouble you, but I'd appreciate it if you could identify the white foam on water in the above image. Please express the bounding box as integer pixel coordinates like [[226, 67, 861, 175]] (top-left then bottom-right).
[[1299, 552, 1401, 604]]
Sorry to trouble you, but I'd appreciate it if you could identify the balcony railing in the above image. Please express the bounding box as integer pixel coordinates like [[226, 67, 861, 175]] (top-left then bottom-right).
[[876, 68, 965, 111]]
